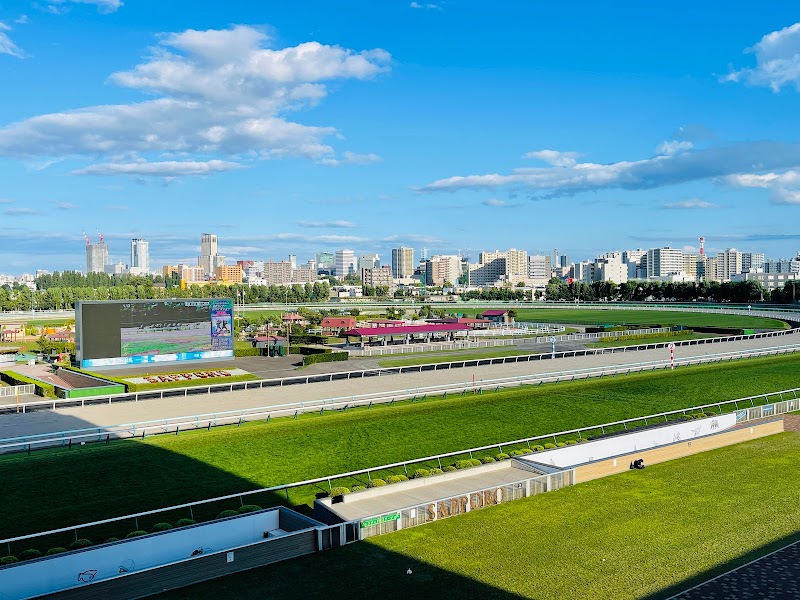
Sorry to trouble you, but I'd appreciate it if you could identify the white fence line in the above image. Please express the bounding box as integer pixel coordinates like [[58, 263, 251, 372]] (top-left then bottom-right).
[[3, 343, 800, 454], [0, 384, 34, 398], [535, 326, 675, 343], [347, 339, 515, 357], [2, 386, 796, 548]]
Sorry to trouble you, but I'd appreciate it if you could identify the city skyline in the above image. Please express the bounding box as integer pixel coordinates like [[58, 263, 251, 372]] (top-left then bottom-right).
[[2, 2, 800, 272]]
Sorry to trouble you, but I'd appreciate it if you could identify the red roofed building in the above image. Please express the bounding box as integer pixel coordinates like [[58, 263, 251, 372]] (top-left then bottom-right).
[[343, 323, 471, 347], [281, 313, 308, 326], [320, 316, 357, 333], [480, 309, 513, 324]]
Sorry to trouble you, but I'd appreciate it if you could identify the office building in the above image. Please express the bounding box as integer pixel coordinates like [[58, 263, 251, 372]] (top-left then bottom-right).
[[130, 238, 150, 274], [335, 249, 356, 278], [742, 253, 765, 273], [215, 265, 243, 284], [362, 266, 395, 291], [85, 239, 109, 274], [358, 254, 380, 280], [391, 247, 415, 278], [263, 260, 293, 285], [715, 248, 743, 282], [645, 247, 683, 279], [315, 252, 335, 274], [198, 233, 225, 276], [528, 255, 552, 280], [426, 255, 462, 286]]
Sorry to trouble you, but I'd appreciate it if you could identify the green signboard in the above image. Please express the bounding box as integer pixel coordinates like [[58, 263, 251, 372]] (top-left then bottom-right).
[[360, 513, 400, 528]]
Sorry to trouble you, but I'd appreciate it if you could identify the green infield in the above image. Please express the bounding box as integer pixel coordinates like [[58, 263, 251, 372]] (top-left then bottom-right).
[[510, 307, 787, 329], [586, 332, 720, 348], [1, 352, 800, 542], [158, 432, 800, 600], [376, 347, 546, 367]]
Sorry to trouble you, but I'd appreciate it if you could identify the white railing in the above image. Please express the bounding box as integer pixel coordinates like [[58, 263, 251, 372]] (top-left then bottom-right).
[[535, 326, 675, 343], [2, 387, 795, 550], [0, 384, 35, 398], [3, 344, 800, 453], [346, 339, 515, 357]]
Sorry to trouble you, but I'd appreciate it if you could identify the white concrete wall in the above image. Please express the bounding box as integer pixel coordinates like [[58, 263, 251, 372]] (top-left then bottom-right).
[[0, 510, 281, 600], [519, 414, 737, 468]]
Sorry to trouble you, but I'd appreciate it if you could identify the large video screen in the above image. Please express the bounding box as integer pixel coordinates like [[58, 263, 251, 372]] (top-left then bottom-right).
[[76, 299, 234, 368]]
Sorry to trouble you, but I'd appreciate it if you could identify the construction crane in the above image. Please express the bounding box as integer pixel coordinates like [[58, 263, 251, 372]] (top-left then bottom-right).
[[82, 231, 91, 246]]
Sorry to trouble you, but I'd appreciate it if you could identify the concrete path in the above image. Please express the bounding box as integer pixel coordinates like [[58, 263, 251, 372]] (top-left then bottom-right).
[[0, 335, 796, 441]]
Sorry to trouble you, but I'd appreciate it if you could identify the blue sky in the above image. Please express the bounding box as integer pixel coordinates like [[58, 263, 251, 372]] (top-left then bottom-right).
[[2, 1, 800, 273]]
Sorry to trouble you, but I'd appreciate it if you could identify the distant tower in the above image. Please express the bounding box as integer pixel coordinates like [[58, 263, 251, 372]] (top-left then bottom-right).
[[699, 237, 705, 256], [554, 248, 558, 265]]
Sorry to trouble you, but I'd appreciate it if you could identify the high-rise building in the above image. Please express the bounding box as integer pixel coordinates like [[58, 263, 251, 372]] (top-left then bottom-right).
[[645, 247, 683, 279], [528, 255, 552, 280], [315, 252, 334, 273], [130, 238, 149, 274], [215, 265, 243, 283], [622, 249, 646, 279], [289, 255, 297, 270], [426, 255, 462, 286], [715, 248, 743, 282], [263, 260, 293, 285], [358, 254, 380, 274], [362, 266, 395, 291], [85, 239, 109, 274], [391, 247, 414, 278], [742, 253, 765, 273], [198, 233, 225, 277], [335, 249, 356, 278]]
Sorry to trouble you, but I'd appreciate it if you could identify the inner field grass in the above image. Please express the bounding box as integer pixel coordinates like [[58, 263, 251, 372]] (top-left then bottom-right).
[[159, 433, 800, 600], [586, 332, 720, 348], [377, 347, 547, 367], [510, 308, 787, 329], [1, 352, 799, 540]]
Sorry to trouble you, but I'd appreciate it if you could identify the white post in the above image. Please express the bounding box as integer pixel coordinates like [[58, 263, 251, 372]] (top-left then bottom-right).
[[669, 342, 675, 370]]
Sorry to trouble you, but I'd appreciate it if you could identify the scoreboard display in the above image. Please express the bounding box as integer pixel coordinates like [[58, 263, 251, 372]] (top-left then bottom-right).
[[76, 299, 234, 368]]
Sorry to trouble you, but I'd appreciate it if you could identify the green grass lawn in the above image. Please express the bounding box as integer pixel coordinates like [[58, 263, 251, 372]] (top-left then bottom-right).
[[377, 347, 550, 367], [2, 352, 800, 543], [159, 432, 800, 600], [510, 308, 787, 329], [586, 332, 720, 348]]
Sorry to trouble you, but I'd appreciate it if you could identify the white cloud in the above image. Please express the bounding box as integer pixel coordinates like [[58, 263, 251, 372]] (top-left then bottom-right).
[[72, 159, 244, 177], [656, 140, 694, 156], [4, 207, 39, 216], [410, 2, 441, 8], [296, 220, 357, 228], [724, 22, 800, 91], [317, 151, 382, 166], [43, 0, 123, 14], [418, 141, 800, 199], [662, 199, 720, 210], [483, 198, 507, 207], [725, 170, 800, 204], [523, 149, 580, 167], [55, 201, 77, 209], [0, 25, 390, 177], [0, 21, 25, 58], [14, 15, 29, 25], [0, 198, 14, 204]]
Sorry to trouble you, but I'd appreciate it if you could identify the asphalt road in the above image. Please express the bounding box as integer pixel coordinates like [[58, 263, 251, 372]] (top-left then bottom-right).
[[0, 333, 797, 442]]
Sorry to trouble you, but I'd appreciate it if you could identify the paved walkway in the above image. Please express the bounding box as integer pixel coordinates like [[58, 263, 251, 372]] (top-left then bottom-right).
[[0, 335, 796, 440], [670, 538, 800, 599]]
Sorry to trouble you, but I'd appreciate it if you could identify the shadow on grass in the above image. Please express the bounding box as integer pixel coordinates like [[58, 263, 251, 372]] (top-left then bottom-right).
[[0, 427, 297, 557], [155, 538, 527, 600], [644, 531, 800, 600]]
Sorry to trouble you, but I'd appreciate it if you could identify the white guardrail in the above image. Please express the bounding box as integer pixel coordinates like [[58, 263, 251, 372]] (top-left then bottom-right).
[[1, 325, 797, 414], [0, 385, 35, 398], [1, 386, 796, 549], [2, 342, 800, 454]]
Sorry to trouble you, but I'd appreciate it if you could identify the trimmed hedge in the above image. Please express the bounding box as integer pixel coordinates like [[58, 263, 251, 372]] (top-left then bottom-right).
[[351, 485, 366, 493], [303, 352, 348, 366], [386, 475, 408, 484], [442, 466, 457, 472], [480, 456, 495, 464], [412, 468, 431, 479], [125, 530, 148, 539], [216, 510, 239, 519], [70, 538, 93, 550], [367, 478, 387, 488], [237, 504, 262, 514], [46, 547, 67, 556], [104, 537, 120, 543], [151, 522, 172, 532], [18, 549, 42, 561], [234, 346, 262, 357], [0, 556, 19, 565], [495, 453, 510, 461], [175, 519, 196, 527]]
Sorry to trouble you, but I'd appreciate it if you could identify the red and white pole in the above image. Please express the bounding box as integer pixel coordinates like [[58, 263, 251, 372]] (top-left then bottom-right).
[[669, 342, 675, 370]]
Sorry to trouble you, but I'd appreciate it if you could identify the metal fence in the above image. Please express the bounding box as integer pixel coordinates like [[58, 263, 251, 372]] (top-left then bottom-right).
[[0, 384, 34, 398], [2, 387, 795, 552], [534, 326, 676, 343], [346, 338, 515, 357]]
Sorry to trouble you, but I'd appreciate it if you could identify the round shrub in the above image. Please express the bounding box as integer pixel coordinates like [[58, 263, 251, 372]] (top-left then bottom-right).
[[386, 475, 408, 484], [367, 478, 387, 487], [104, 537, 120, 543], [0, 556, 19, 565], [70, 539, 93, 550], [151, 522, 172, 533], [411, 468, 431, 479], [469, 458, 482, 467], [577, 438, 588, 443], [518, 447, 533, 454], [495, 453, 510, 461], [479, 456, 495, 464], [175, 519, 196, 527], [216, 510, 239, 520], [18, 549, 42, 561], [442, 465, 456, 472], [237, 505, 262, 514], [565, 440, 578, 446], [125, 530, 148, 539], [544, 443, 557, 450], [351, 485, 366, 493], [454, 460, 473, 470], [430, 467, 443, 475], [329, 487, 350, 497], [531, 445, 544, 452], [46, 547, 67, 556], [509, 450, 522, 457], [556, 442, 567, 448]]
